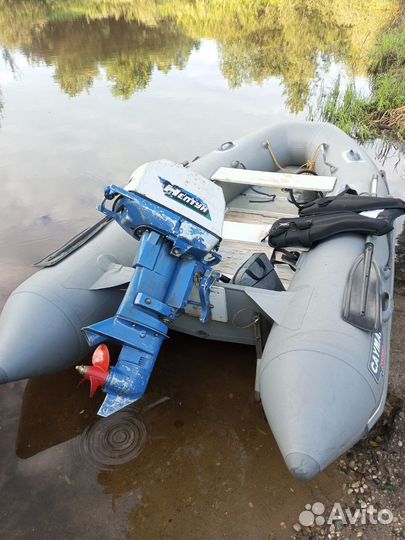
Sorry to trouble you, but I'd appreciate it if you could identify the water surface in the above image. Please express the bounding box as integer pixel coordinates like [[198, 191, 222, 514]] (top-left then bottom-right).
[[0, 2, 404, 538]]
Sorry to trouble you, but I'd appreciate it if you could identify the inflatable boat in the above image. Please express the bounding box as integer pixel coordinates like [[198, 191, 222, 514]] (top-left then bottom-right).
[[0, 121, 403, 480]]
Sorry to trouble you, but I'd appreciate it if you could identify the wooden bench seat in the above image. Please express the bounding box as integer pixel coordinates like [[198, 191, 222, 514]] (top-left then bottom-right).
[[212, 167, 336, 192]]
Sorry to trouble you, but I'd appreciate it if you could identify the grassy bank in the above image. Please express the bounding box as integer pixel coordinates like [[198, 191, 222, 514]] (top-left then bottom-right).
[[311, 16, 405, 143]]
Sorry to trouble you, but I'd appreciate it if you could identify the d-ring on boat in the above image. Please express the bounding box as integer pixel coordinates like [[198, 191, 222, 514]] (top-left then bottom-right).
[[0, 122, 403, 480]]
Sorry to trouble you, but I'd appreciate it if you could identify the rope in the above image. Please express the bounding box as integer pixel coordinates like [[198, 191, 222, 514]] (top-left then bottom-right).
[[264, 140, 291, 172], [301, 143, 324, 172], [231, 308, 260, 329], [264, 140, 325, 174]]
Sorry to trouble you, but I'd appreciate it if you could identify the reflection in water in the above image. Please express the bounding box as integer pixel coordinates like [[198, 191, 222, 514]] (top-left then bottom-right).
[[0, 0, 400, 111], [20, 19, 198, 99]]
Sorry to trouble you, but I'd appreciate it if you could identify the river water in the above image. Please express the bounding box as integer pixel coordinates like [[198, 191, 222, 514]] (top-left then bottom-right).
[[0, 2, 404, 539]]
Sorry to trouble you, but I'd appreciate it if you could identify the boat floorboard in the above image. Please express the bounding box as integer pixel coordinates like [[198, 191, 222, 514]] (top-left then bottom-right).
[[218, 209, 295, 287]]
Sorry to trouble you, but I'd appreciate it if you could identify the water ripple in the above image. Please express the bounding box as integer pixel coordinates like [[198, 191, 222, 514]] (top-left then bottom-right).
[[78, 409, 147, 471]]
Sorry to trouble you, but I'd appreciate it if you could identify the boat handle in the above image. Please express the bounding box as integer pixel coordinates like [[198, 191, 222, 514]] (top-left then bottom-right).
[[218, 141, 235, 151], [381, 292, 393, 322]]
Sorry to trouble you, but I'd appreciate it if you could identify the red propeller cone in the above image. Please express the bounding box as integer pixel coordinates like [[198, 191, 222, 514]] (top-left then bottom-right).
[[76, 344, 110, 397]]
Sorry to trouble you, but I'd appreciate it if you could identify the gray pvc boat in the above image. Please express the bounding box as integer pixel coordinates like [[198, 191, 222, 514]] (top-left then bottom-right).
[[0, 121, 399, 479]]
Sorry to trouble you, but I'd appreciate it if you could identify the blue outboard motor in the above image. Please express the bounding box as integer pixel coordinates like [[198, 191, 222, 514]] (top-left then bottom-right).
[[76, 160, 225, 416]]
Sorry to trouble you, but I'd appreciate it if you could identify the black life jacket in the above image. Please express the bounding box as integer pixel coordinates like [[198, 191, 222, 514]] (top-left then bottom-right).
[[300, 193, 405, 215], [267, 193, 405, 249]]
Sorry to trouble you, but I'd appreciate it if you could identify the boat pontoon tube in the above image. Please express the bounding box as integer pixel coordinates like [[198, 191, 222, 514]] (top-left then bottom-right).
[[0, 122, 397, 479]]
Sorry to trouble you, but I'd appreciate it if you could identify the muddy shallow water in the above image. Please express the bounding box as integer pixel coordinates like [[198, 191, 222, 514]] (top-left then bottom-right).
[[1, 333, 350, 540], [0, 2, 404, 539]]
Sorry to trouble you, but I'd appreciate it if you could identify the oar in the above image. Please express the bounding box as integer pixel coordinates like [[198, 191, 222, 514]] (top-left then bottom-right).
[[342, 175, 382, 332]]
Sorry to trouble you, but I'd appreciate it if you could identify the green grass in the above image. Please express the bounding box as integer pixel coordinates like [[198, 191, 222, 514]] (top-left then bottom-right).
[[369, 25, 405, 75], [311, 22, 405, 143]]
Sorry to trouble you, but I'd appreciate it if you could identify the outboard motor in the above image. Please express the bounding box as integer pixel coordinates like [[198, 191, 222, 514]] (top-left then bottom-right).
[[76, 160, 225, 416]]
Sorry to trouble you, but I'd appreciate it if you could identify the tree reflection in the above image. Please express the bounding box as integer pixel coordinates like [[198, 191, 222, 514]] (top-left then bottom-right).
[[0, 0, 400, 111]]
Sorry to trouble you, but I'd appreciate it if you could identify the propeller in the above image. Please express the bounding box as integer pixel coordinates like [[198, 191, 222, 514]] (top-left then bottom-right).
[[76, 344, 110, 397]]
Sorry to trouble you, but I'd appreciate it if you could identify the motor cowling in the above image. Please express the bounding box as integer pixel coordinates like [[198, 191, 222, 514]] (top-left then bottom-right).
[[77, 160, 225, 416]]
